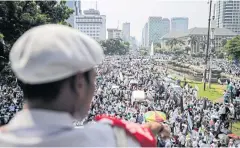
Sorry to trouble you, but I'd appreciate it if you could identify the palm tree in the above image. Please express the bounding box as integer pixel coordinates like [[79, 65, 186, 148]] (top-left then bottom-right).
[[155, 43, 161, 48], [188, 36, 198, 53], [166, 38, 185, 50], [185, 46, 191, 54], [154, 43, 162, 53], [199, 40, 207, 53]]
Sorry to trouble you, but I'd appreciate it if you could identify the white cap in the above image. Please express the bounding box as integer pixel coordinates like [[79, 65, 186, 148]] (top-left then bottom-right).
[[10, 24, 104, 84]]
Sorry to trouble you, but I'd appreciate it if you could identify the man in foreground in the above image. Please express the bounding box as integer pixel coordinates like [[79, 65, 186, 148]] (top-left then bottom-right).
[[0, 24, 169, 147]]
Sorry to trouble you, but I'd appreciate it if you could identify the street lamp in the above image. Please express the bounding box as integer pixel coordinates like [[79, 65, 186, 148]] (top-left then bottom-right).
[[208, 19, 216, 88], [203, 0, 213, 91]]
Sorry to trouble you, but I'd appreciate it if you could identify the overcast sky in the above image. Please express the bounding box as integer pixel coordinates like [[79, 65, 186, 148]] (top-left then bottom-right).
[[81, 0, 211, 41]]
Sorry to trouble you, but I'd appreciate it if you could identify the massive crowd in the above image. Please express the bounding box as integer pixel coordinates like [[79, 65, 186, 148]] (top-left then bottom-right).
[[1, 53, 240, 147], [0, 64, 23, 125]]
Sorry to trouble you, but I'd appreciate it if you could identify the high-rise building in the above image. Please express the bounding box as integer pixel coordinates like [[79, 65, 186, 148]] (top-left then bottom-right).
[[142, 23, 148, 47], [122, 23, 130, 42], [162, 18, 170, 36], [148, 17, 163, 45], [215, 0, 240, 34], [66, 0, 82, 27], [142, 17, 170, 46], [75, 9, 106, 41], [107, 29, 122, 39], [171, 17, 189, 32], [130, 36, 137, 48]]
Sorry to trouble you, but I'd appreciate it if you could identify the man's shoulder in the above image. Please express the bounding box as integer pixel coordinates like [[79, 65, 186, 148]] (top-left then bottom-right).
[[95, 115, 156, 147], [83, 122, 113, 133], [0, 122, 117, 147]]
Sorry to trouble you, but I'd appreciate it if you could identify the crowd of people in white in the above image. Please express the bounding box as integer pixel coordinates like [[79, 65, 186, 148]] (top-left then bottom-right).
[[0, 65, 23, 125], [1, 53, 240, 147]]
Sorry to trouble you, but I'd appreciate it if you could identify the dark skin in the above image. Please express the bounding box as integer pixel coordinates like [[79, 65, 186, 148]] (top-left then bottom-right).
[[25, 79, 78, 116], [25, 70, 96, 120]]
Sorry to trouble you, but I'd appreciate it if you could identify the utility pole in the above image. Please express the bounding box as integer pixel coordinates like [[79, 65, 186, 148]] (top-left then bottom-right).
[[208, 4, 216, 88], [204, 0, 212, 91]]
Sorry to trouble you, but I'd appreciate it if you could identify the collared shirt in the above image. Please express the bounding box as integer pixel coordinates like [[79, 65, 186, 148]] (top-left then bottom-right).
[[0, 109, 140, 147]]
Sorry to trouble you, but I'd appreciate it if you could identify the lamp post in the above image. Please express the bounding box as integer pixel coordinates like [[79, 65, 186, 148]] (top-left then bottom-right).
[[208, 21, 216, 88], [208, 4, 216, 88], [203, 0, 213, 91]]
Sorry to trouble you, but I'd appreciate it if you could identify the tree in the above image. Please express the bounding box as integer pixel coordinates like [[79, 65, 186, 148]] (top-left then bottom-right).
[[188, 35, 198, 53], [154, 43, 162, 53], [221, 39, 227, 47], [124, 41, 130, 48], [0, 1, 74, 62], [224, 35, 240, 60], [199, 40, 207, 53], [139, 47, 148, 55], [99, 39, 129, 55], [185, 46, 191, 54], [155, 43, 161, 48], [166, 38, 185, 50]]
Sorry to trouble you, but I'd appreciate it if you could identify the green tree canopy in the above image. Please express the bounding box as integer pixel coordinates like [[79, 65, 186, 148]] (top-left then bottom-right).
[[224, 36, 240, 60], [0, 33, 4, 39], [139, 47, 148, 56], [155, 43, 161, 48], [221, 39, 227, 47], [0, 1, 73, 71], [166, 38, 185, 50], [0, 1, 73, 58], [99, 39, 129, 55], [188, 36, 198, 47]]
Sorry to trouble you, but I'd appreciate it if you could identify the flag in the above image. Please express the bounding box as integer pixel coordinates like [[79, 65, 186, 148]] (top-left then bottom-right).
[[119, 72, 123, 81], [187, 112, 193, 133]]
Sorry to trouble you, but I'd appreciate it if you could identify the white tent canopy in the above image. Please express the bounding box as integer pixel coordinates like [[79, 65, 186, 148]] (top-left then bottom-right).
[[130, 80, 138, 84], [131, 90, 146, 104], [112, 85, 119, 89]]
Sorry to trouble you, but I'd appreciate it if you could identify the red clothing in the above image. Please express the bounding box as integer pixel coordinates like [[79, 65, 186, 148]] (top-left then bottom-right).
[[95, 115, 157, 147]]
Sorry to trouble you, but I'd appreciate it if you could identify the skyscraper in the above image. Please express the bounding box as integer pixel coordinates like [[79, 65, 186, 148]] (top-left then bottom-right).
[[75, 9, 106, 41], [171, 17, 189, 32], [107, 29, 122, 39], [148, 17, 162, 45], [65, 0, 82, 27], [215, 0, 240, 34], [142, 23, 148, 47], [142, 17, 170, 46], [162, 18, 170, 36], [122, 23, 131, 42]]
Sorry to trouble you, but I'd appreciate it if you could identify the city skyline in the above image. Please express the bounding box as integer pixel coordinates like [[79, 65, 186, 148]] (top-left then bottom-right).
[[81, 0, 209, 41]]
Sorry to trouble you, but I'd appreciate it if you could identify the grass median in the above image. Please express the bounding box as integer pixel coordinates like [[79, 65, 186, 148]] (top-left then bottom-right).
[[180, 79, 240, 136], [232, 122, 240, 136], [172, 75, 240, 136], [172, 75, 225, 102], [183, 80, 225, 102]]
